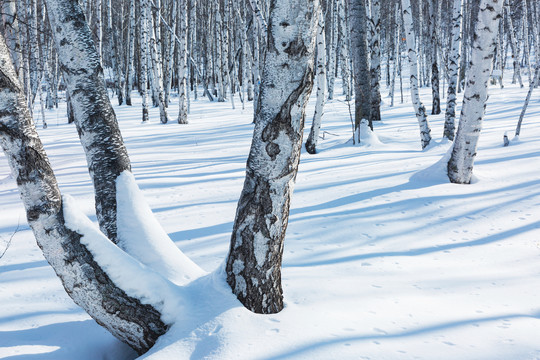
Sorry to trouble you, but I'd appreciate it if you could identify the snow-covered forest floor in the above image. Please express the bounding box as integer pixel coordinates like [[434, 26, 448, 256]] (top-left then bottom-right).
[[1, 78, 539, 359]]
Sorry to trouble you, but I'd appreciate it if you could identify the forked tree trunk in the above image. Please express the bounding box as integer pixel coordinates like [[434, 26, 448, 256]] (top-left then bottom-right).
[[447, 0, 503, 184], [402, 0, 431, 149], [226, 0, 319, 314], [0, 33, 168, 355]]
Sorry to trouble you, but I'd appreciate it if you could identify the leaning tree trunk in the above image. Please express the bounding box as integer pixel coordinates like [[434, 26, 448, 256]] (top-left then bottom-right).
[[305, 7, 326, 155], [44, 0, 204, 284], [443, 0, 462, 141], [0, 33, 169, 355], [515, 64, 540, 137], [349, 0, 371, 132], [402, 0, 431, 149], [447, 0, 503, 184], [226, 0, 319, 314], [44, 0, 131, 243]]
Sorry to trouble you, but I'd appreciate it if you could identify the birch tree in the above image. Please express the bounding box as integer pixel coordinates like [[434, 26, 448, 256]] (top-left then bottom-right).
[[177, 0, 189, 124], [0, 31, 169, 355], [306, 6, 326, 155], [349, 0, 371, 132], [443, 0, 462, 141], [447, 0, 504, 184], [368, 0, 381, 121], [226, 0, 319, 314], [401, 0, 431, 149]]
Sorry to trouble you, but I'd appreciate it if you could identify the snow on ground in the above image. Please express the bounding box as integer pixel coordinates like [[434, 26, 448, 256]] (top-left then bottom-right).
[[1, 77, 540, 359]]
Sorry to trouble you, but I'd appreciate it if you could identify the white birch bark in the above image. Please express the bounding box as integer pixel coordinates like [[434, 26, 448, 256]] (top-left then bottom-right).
[[125, 0, 136, 106], [402, 0, 431, 149], [338, 0, 351, 100], [504, 0, 523, 88], [226, 0, 319, 314], [306, 7, 327, 154], [148, 0, 169, 123], [140, 0, 150, 122], [177, 0, 189, 124], [368, 0, 381, 121], [515, 64, 540, 137], [443, 0, 462, 140], [448, 0, 504, 184], [429, 0, 441, 115], [0, 32, 169, 355], [327, 0, 338, 100]]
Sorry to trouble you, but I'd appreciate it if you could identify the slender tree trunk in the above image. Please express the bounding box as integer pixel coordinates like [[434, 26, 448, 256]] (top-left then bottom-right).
[[443, 0, 462, 140], [226, 0, 319, 314], [327, 0, 337, 100], [177, 0, 189, 124], [148, 0, 169, 123], [306, 7, 326, 154], [448, 0, 504, 184], [368, 0, 381, 121], [125, 0, 136, 106], [515, 64, 540, 137], [504, 0, 523, 88], [402, 0, 431, 149], [338, 0, 351, 100], [429, 0, 441, 115], [140, 0, 150, 122]]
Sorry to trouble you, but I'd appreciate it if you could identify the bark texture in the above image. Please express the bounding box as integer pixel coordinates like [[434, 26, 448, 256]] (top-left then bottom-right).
[[226, 0, 318, 314], [0, 34, 168, 354], [444, 0, 462, 140], [44, 0, 131, 242], [448, 0, 503, 184]]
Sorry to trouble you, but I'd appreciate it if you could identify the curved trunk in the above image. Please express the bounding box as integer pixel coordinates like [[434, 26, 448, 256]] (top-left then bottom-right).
[[0, 34, 169, 354], [448, 0, 503, 184], [226, 0, 319, 314]]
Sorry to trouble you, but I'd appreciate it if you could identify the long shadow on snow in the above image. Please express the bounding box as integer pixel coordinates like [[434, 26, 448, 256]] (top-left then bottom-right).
[[259, 311, 540, 360]]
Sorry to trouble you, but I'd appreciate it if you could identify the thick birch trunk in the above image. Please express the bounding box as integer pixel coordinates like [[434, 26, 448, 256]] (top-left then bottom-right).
[[402, 0, 431, 149], [349, 0, 371, 131], [226, 0, 318, 314], [306, 8, 326, 155], [447, 0, 503, 184], [0, 34, 168, 354], [443, 0, 462, 140]]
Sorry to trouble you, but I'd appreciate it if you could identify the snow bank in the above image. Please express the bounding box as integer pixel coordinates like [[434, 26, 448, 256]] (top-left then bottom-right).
[[116, 171, 206, 285]]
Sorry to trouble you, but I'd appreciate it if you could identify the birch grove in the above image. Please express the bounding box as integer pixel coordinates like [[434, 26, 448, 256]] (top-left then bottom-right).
[[1, 0, 539, 355]]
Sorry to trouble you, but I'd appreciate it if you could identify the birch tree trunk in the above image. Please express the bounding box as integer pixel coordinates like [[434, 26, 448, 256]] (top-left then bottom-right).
[[327, 0, 337, 100], [368, 0, 381, 121], [429, 0, 441, 115], [504, 0, 523, 88], [148, 0, 169, 123], [306, 7, 326, 155], [338, 0, 351, 100], [226, 0, 319, 314], [125, 0, 136, 106], [515, 64, 540, 137], [140, 0, 150, 122], [0, 33, 168, 355], [402, 0, 431, 149], [447, 0, 504, 184], [177, 0, 189, 124], [443, 0, 462, 141], [349, 0, 371, 131]]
